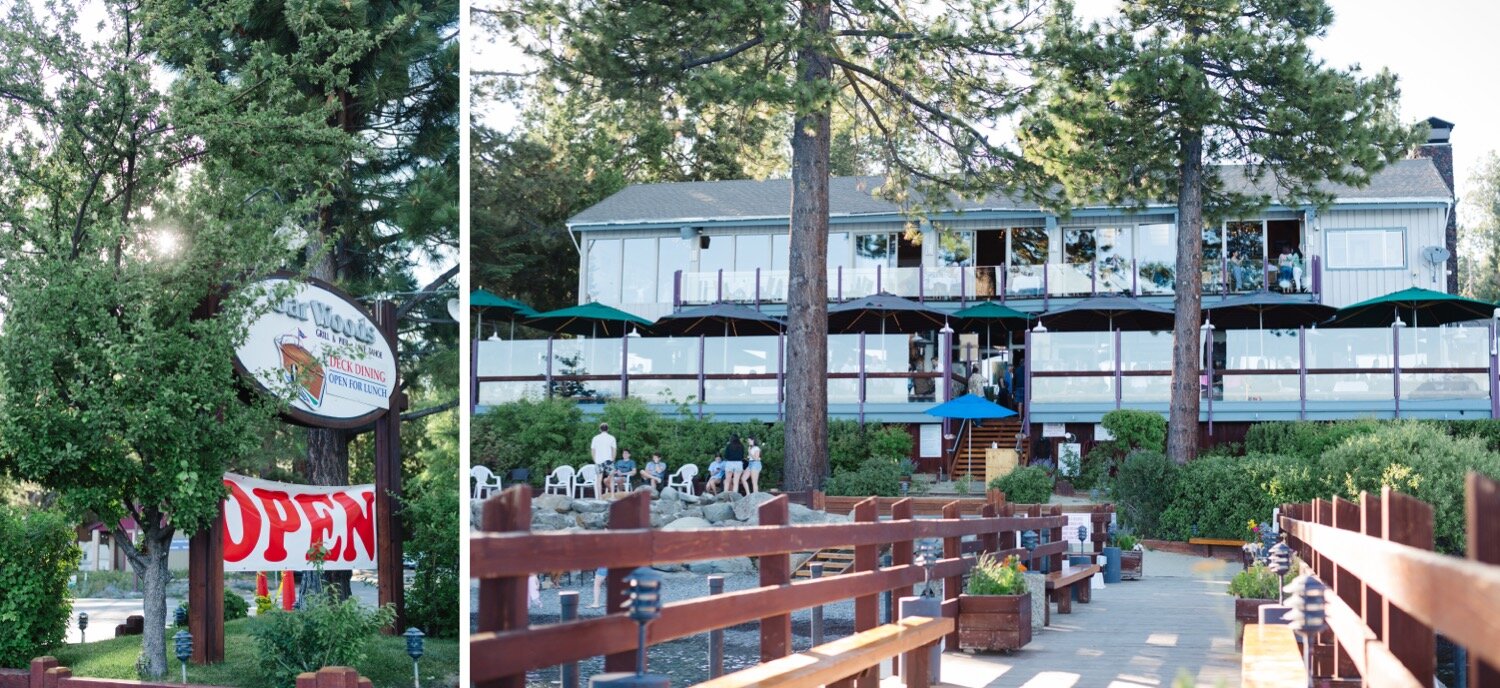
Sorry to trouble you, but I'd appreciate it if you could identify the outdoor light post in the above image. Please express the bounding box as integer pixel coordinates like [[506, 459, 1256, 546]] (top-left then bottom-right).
[[1283, 574, 1327, 686], [1021, 530, 1038, 571], [77, 612, 87, 644], [1077, 525, 1088, 554], [595, 568, 668, 688], [403, 627, 425, 688], [1268, 542, 1292, 604], [173, 629, 192, 684]]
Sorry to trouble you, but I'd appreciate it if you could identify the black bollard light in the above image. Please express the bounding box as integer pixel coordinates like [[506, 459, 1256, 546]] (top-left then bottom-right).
[[595, 567, 668, 688], [403, 627, 425, 688], [1268, 541, 1292, 603], [173, 629, 193, 683], [915, 541, 939, 597], [77, 612, 88, 644], [1283, 574, 1327, 686], [1077, 525, 1088, 554], [1021, 530, 1038, 571]]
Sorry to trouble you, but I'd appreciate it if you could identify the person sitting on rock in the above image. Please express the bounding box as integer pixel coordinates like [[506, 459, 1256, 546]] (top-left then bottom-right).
[[642, 453, 668, 491], [704, 455, 725, 494]]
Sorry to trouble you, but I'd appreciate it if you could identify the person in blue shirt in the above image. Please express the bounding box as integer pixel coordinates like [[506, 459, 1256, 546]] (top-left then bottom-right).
[[642, 453, 668, 490], [610, 450, 637, 494], [704, 455, 725, 495]]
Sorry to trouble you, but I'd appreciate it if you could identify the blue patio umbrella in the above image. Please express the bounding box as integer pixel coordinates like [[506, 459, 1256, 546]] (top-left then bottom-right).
[[925, 394, 1018, 466]]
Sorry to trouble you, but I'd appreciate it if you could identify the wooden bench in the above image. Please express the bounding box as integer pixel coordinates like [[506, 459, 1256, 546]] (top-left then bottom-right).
[[1188, 537, 1246, 557], [692, 616, 953, 688], [1240, 623, 1306, 688], [1044, 564, 1099, 623]]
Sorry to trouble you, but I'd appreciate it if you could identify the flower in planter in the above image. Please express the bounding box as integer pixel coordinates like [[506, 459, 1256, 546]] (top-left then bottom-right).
[[966, 553, 1029, 596]]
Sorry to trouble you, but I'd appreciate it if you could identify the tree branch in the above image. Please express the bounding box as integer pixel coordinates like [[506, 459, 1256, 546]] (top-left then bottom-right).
[[395, 263, 460, 320], [402, 399, 458, 423]]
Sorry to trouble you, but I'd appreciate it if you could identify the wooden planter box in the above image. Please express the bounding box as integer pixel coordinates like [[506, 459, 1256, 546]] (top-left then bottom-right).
[[1234, 597, 1277, 625], [1120, 549, 1143, 580], [957, 593, 1032, 652]]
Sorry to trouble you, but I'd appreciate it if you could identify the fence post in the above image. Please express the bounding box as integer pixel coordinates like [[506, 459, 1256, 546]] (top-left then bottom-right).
[[478, 487, 530, 688], [1331, 497, 1361, 679], [853, 498, 880, 688], [605, 491, 652, 674], [810, 564, 825, 646], [1467, 473, 1500, 687], [1000, 503, 1017, 553], [1308, 499, 1335, 679], [558, 591, 580, 688], [709, 576, 725, 678], [942, 501, 962, 652], [1048, 506, 1063, 573], [980, 503, 998, 556], [1383, 488, 1435, 687], [30, 657, 58, 688], [1359, 492, 1385, 658], [890, 498, 915, 676], [759, 496, 792, 663]]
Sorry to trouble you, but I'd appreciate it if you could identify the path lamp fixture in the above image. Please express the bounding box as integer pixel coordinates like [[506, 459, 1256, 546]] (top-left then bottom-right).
[[1283, 575, 1327, 686], [596, 567, 669, 688], [1268, 542, 1292, 603], [403, 627, 425, 688], [1021, 530, 1038, 570], [77, 613, 87, 644], [173, 629, 192, 684], [916, 541, 939, 597], [1077, 525, 1088, 554]]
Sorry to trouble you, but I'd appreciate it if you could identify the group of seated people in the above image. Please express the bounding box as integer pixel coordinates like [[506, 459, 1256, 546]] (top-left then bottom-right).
[[596, 434, 765, 496]]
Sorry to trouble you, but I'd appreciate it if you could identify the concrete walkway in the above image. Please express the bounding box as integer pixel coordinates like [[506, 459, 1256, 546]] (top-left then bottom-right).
[[894, 551, 1243, 688]]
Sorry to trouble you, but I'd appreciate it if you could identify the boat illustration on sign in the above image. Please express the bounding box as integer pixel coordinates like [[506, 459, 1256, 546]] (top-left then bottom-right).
[[276, 331, 325, 408]]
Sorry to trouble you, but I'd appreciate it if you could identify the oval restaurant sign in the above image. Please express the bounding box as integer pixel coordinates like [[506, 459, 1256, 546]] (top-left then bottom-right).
[[222, 473, 376, 572], [234, 277, 396, 427]]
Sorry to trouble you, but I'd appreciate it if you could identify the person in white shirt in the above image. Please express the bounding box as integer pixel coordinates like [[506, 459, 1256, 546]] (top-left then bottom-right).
[[590, 422, 616, 499]]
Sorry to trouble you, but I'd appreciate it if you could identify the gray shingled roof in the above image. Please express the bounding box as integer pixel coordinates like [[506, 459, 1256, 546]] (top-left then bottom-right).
[[569, 158, 1451, 227]]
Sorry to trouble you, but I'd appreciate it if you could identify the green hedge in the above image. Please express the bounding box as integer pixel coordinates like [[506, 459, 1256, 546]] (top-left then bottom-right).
[[1078, 409, 1166, 491], [0, 506, 81, 667], [989, 465, 1054, 504]]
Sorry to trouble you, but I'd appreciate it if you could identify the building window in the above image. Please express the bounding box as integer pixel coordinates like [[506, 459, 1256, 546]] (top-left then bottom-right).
[[828, 232, 851, 269], [1009, 227, 1048, 266], [854, 233, 896, 268], [771, 233, 790, 272], [1135, 223, 1176, 292], [621, 238, 657, 304], [699, 232, 733, 274], [735, 235, 771, 272], [1326, 228, 1405, 269], [587, 238, 622, 303], [657, 236, 690, 303], [938, 230, 974, 266]]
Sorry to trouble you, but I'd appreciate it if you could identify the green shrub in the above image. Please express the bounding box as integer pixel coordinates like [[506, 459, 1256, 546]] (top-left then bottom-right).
[[0, 506, 80, 667], [1443, 420, 1500, 453], [403, 411, 460, 637], [175, 590, 248, 628], [1078, 410, 1167, 490], [254, 595, 274, 616], [965, 553, 1029, 596], [826, 457, 903, 497], [1157, 454, 1308, 541], [251, 590, 396, 687], [1110, 450, 1177, 537], [471, 397, 585, 480], [989, 466, 1054, 504], [1227, 563, 1292, 600], [1243, 419, 1383, 458], [866, 425, 914, 462]]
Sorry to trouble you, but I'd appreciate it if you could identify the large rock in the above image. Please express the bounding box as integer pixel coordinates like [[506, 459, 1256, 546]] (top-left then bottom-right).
[[678, 492, 701, 505], [662, 516, 712, 530], [531, 512, 572, 531], [578, 512, 608, 529], [659, 487, 680, 501], [689, 557, 756, 574], [572, 499, 610, 513], [650, 498, 681, 516], [679, 506, 705, 520], [532, 494, 573, 514], [703, 502, 736, 524], [733, 492, 778, 521], [788, 503, 827, 525]]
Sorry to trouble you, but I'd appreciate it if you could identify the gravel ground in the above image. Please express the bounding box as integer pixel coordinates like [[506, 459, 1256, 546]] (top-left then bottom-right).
[[473, 568, 902, 687]]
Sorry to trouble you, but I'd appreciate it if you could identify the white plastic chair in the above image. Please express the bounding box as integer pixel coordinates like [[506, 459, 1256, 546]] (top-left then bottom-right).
[[471, 465, 502, 500], [574, 464, 599, 499], [666, 463, 699, 496], [544, 465, 576, 499]]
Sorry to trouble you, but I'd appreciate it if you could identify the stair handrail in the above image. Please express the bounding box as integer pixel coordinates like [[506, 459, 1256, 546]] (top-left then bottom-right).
[[945, 419, 969, 477]]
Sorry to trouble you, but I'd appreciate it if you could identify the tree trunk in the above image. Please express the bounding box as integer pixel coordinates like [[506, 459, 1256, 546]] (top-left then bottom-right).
[[305, 246, 353, 597], [782, 0, 833, 492], [118, 521, 173, 680], [1167, 131, 1204, 464]]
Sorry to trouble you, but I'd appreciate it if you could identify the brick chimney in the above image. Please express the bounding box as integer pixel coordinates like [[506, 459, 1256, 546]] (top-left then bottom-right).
[[1411, 116, 1457, 292]]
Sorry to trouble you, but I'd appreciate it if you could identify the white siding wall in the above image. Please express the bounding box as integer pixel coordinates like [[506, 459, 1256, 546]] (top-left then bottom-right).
[[1316, 206, 1449, 307]]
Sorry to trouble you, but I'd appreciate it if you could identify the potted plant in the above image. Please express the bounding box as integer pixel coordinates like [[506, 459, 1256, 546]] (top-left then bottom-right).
[[1115, 532, 1143, 580], [1228, 563, 1290, 630], [897, 458, 917, 493], [957, 553, 1032, 652]]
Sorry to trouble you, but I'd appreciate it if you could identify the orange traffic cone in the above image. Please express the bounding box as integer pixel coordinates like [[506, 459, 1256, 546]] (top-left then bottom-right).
[[280, 571, 296, 610], [255, 572, 268, 598]]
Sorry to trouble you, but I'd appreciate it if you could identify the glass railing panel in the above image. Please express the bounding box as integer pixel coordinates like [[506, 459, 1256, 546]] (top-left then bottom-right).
[[885, 267, 923, 298], [1224, 329, 1300, 371], [552, 379, 621, 403], [705, 378, 779, 404], [1095, 259, 1132, 293], [760, 270, 789, 302], [826, 268, 842, 300], [1305, 328, 1392, 369], [1137, 262, 1175, 295], [1048, 263, 1095, 297], [1220, 375, 1300, 402], [826, 334, 864, 376], [1030, 376, 1115, 403], [900, 374, 942, 403], [1225, 258, 1267, 293], [477, 381, 548, 405], [681, 271, 718, 304], [1400, 373, 1488, 400], [720, 271, 759, 302], [839, 268, 880, 299], [864, 377, 912, 403], [1030, 331, 1115, 372], [1005, 265, 1046, 298], [1305, 373, 1393, 401], [627, 337, 699, 376], [1119, 375, 1171, 403], [924, 266, 974, 300], [828, 377, 860, 403], [627, 380, 700, 405], [475, 340, 552, 377], [1119, 331, 1174, 371], [1398, 326, 1491, 369], [863, 334, 911, 373], [971, 266, 1002, 300], [550, 338, 623, 377], [703, 335, 781, 375]]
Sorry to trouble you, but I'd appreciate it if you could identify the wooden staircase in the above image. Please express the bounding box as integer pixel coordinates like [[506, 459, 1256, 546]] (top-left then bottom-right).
[[793, 548, 856, 578], [950, 418, 1023, 479]]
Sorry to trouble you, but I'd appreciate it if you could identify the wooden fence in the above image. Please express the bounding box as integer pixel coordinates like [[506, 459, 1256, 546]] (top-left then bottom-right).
[[1277, 472, 1500, 687], [471, 487, 1097, 687], [0, 661, 370, 688]]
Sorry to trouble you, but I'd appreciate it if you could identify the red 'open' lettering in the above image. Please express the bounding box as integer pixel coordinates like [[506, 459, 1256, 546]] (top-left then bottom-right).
[[332, 490, 376, 561], [293, 494, 341, 562], [252, 488, 302, 562], [222, 479, 262, 563]]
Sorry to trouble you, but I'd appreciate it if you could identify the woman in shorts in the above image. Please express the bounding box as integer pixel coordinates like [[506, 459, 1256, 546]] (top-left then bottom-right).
[[744, 437, 763, 493], [722, 434, 746, 494], [704, 455, 725, 494]]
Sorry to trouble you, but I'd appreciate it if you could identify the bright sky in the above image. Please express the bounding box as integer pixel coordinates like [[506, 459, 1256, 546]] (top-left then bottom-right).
[[477, 0, 1499, 213]]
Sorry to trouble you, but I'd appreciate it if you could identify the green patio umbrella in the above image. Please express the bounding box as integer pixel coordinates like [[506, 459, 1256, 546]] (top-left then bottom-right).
[[951, 301, 1035, 381], [523, 302, 654, 338], [470, 289, 536, 339], [1325, 287, 1496, 328]]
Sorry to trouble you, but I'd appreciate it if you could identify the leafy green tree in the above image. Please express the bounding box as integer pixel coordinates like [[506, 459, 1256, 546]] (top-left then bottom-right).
[[0, 0, 353, 676], [1460, 152, 1500, 301], [401, 408, 459, 637], [1019, 0, 1419, 462], [503, 0, 1042, 490]]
